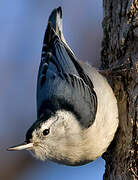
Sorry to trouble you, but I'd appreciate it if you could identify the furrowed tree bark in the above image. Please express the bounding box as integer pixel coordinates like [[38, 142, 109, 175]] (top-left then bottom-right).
[[101, 0, 138, 179]]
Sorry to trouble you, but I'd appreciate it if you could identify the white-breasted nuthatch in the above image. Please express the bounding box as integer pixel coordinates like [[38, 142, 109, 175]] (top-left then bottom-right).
[[8, 7, 118, 166]]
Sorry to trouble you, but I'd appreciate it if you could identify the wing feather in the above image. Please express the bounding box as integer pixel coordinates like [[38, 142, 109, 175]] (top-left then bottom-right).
[[37, 14, 97, 128]]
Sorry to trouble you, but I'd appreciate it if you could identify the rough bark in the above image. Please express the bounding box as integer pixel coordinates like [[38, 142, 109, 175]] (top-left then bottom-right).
[[101, 0, 138, 179]]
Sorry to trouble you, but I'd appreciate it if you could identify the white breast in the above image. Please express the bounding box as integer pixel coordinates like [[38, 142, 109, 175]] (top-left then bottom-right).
[[82, 67, 119, 160]]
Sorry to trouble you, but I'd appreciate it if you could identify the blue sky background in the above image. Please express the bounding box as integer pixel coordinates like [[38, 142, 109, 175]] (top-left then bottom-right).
[[18, 159, 105, 180], [0, 0, 104, 179]]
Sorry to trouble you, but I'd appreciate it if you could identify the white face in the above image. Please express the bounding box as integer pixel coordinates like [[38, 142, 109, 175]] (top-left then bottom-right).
[[30, 110, 85, 165]]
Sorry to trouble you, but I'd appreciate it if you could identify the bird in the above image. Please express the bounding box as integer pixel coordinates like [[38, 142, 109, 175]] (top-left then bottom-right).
[[8, 7, 119, 166]]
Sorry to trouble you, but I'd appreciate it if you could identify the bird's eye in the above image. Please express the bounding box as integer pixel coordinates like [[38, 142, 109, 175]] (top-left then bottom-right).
[[43, 129, 50, 136]]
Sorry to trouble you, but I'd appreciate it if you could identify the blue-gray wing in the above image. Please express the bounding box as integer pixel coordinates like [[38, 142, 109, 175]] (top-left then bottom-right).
[[37, 25, 97, 128]]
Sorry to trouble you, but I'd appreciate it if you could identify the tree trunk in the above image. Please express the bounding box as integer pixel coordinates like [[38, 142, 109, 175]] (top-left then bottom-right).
[[101, 0, 138, 179]]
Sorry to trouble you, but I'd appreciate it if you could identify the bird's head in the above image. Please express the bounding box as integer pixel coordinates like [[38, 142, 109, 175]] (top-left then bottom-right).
[[8, 110, 89, 166]]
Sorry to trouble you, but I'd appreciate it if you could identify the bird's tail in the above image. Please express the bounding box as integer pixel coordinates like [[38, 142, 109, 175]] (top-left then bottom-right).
[[43, 7, 73, 54], [48, 7, 63, 40]]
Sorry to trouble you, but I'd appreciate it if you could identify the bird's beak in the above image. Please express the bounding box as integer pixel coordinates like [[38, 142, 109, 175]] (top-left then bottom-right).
[[7, 142, 33, 151]]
